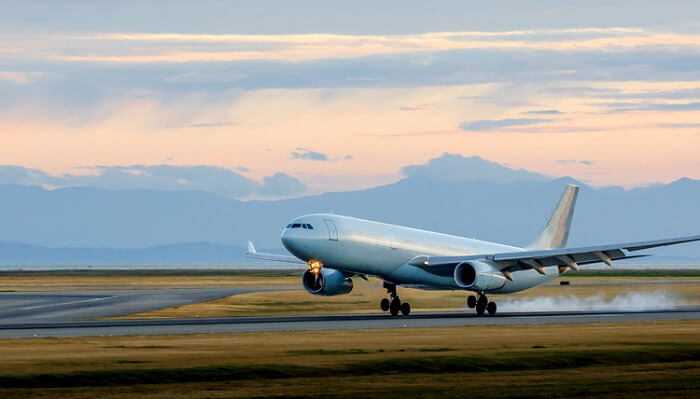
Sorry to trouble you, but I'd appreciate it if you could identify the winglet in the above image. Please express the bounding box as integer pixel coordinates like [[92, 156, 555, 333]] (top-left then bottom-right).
[[246, 240, 257, 255], [529, 184, 579, 250]]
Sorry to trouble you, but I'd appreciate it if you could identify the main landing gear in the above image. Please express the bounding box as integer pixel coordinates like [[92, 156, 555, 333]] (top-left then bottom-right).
[[467, 292, 497, 316], [380, 282, 410, 316]]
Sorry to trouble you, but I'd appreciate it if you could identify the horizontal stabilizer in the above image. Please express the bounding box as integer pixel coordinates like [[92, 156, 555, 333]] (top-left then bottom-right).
[[244, 240, 305, 264]]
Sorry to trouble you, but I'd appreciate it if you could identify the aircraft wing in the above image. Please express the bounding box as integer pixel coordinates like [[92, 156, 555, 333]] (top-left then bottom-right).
[[422, 234, 700, 276], [245, 241, 306, 264]]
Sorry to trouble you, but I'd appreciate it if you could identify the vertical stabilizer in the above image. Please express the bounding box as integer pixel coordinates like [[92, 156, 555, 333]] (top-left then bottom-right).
[[528, 184, 579, 250]]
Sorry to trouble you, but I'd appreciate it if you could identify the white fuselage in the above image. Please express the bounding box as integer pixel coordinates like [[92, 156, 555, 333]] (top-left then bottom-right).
[[281, 214, 560, 294]]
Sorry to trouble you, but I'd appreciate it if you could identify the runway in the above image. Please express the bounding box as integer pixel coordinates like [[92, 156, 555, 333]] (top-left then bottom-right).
[[0, 287, 291, 324], [1, 308, 698, 338], [1, 284, 698, 338]]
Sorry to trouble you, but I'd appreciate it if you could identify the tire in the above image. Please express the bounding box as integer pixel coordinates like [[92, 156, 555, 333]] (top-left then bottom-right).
[[380, 298, 390, 311], [467, 295, 477, 309], [476, 303, 485, 316], [400, 302, 411, 316], [487, 301, 497, 316], [389, 299, 401, 316]]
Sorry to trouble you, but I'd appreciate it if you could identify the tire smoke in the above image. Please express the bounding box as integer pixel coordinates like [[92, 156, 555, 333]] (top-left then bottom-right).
[[497, 290, 685, 312]]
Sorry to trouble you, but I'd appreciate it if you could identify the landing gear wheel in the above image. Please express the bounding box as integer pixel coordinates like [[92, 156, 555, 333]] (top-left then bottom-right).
[[476, 303, 486, 316], [487, 301, 497, 316], [400, 302, 411, 316], [380, 298, 390, 311], [467, 295, 477, 309], [475, 293, 488, 316], [389, 299, 401, 316]]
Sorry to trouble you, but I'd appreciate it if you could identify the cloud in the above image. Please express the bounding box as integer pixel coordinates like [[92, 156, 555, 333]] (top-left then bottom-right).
[[601, 101, 700, 113], [557, 159, 594, 166], [398, 103, 434, 111], [524, 109, 563, 115], [600, 88, 700, 100], [3, 45, 700, 121], [644, 102, 700, 111], [184, 122, 236, 128], [2, 2, 699, 38], [459, 118, 551, 131], [235, 166, 250, 172], [658, 123, 700, 129], [257, 172, 308, 196], [0, 165, 65, 186], [401, 153, 550, 183], [0, 71, 41, 84], [291, 148, 330, 161], [398, 106, 424, 111], [0, 165, 307, 199], [18, 28, 700, 65], [290, 148, 354, 162]]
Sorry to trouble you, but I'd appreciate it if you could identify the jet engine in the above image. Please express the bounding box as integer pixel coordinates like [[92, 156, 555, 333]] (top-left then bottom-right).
[[302, 267, 354, 296], [453, 261, 507, 291]]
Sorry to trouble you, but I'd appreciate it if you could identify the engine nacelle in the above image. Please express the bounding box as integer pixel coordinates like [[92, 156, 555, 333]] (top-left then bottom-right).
[[453, 261, 507, 291], [302, 268, 354, 296]]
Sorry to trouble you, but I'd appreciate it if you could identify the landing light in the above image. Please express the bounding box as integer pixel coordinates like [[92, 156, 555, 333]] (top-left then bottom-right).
[[308, 259, 322, 274]]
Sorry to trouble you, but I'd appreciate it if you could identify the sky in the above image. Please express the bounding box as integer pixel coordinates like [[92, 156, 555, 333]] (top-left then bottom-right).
[[1, 0, 700, 198]]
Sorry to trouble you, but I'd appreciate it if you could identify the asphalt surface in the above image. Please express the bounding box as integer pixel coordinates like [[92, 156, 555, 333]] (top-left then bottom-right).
[[0, 287, 285, 324], [1, 308, 698, 338]]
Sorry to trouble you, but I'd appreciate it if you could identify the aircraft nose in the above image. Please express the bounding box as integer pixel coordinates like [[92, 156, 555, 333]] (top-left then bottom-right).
[[280, 228, 292, 249], [281, 227, 303, 252], [280, 224, 316, 259]]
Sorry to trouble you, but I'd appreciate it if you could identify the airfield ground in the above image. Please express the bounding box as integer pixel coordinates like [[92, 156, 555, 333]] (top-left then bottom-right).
[[0, 270, 698, 398], [0, 321, 698, 398]]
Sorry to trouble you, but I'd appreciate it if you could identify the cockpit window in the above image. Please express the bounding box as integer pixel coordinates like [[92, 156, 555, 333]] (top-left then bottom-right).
[[288, 222, 313, 229]]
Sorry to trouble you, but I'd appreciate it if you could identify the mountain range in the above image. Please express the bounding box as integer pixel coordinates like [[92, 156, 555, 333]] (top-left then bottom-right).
[[0, 174, 699, 264]]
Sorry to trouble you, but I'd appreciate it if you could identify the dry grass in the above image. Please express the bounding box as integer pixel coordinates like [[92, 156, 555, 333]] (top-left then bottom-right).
[[0, 321, 698, 398], [0, 321, 698, 376], [0, 274, 298, 291], [2, 363, 696, 399]]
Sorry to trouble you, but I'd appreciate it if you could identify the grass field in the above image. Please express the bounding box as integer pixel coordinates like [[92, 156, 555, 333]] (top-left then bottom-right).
[[0, 321, 698, 398], [0, 270, 300, 291]]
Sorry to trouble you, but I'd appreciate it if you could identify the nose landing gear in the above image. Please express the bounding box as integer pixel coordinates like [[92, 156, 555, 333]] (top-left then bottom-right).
[[380, 282, 410, 316], [467, 292, 497, 316]]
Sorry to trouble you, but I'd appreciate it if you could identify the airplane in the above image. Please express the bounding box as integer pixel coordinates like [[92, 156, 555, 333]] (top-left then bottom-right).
[[246, 184, 700, 316]]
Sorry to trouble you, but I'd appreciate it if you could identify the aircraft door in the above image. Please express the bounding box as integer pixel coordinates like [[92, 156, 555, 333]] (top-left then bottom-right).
[[324, 219, 339, 241]]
